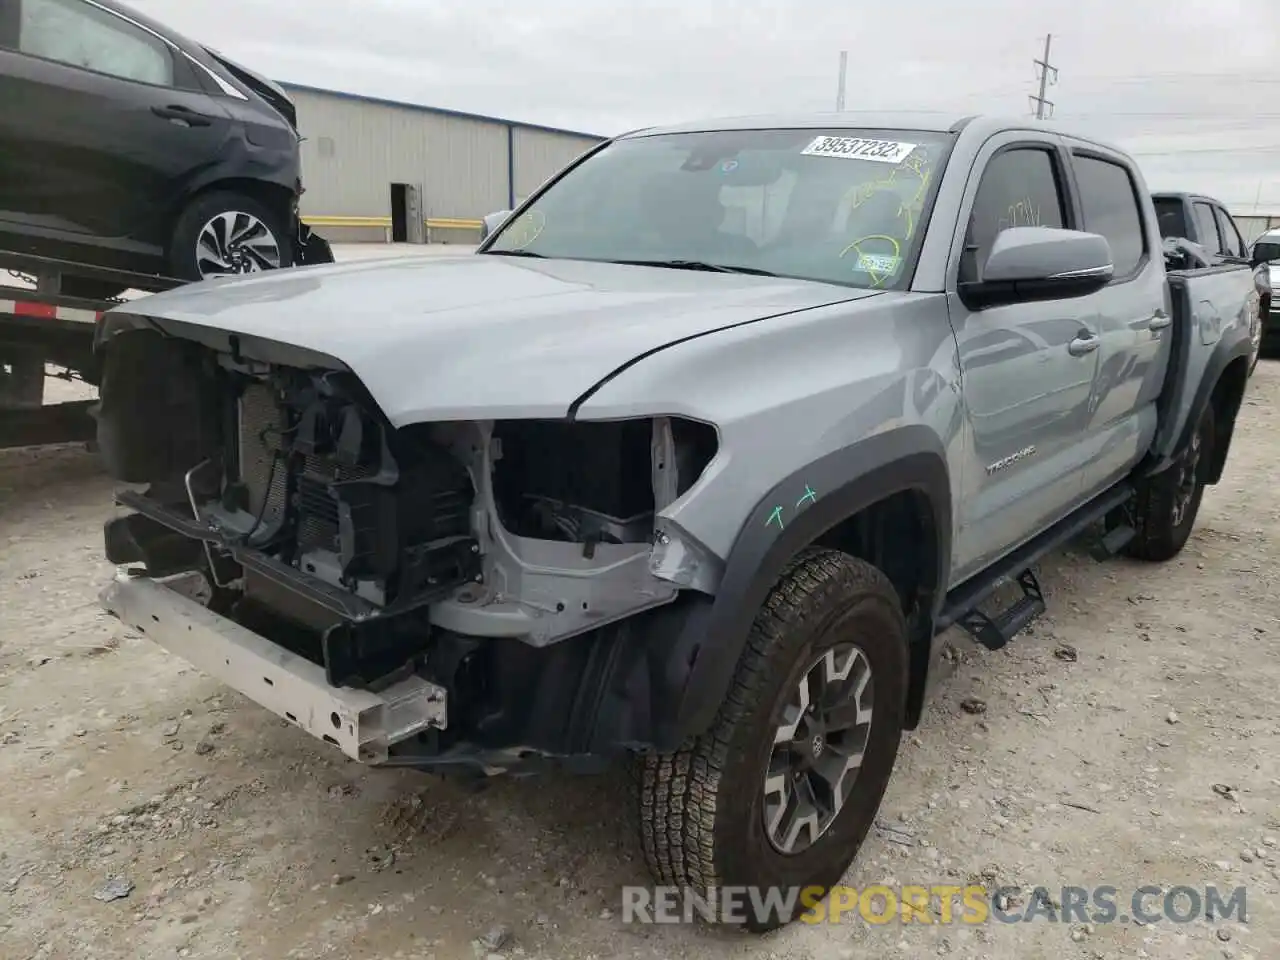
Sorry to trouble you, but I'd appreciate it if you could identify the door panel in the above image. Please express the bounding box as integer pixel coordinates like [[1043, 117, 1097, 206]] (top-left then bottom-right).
[[1069, 152, 1171, 496], [0, 0, 234, 245], [949, 138, 1099, 582]]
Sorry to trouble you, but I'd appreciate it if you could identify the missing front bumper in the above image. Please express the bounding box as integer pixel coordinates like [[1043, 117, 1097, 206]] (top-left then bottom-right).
[[99, 572, 447, 763]]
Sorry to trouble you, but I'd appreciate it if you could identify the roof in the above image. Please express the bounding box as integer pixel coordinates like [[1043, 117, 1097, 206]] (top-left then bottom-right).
[[620, 111, 1126, 147], [621, 110, 975, 138], [278, 82, 605, 141], [1151, 190, 1232, 207]]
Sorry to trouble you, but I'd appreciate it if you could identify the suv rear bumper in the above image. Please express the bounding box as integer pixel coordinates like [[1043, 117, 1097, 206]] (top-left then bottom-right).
[[99, 572, 447, 762]]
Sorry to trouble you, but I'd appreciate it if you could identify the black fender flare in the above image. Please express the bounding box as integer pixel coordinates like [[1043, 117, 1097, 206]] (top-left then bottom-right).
[[658, 425, 952, 747], [1176, 334, 1253, 484]]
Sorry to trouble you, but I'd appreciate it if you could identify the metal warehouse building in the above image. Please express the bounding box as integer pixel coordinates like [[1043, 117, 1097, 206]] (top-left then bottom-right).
[[281, 84, 605, 244]]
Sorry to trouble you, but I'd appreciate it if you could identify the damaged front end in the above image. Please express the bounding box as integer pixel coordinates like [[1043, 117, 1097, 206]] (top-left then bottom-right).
[[95, 323, 721, 772]]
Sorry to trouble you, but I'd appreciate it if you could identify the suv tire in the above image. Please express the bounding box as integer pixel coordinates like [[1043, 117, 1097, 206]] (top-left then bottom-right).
[[168, 191, 292, 282], [633, 548, 907, 931], [1123, 403, 1215, 562]]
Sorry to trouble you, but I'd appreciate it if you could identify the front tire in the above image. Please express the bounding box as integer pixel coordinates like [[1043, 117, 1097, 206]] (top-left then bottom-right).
[[168, 191, 292, 282], [634, 549, 908, 931], [1123, 402, 1215, 562]]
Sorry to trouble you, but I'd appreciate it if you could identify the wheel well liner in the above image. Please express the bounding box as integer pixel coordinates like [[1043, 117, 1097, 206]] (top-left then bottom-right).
[[169, 178, 296, 243], [660, 425, 951, 747]]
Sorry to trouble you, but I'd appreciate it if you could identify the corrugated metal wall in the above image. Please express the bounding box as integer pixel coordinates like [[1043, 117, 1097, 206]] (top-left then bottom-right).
[[512, 128, 596, 206], [288, 87, 601, 231], [1233, 214, 1280, 245]]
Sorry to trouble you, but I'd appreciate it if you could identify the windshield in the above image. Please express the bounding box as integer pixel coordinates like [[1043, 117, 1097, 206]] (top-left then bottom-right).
[[482, 127, 955, 290]]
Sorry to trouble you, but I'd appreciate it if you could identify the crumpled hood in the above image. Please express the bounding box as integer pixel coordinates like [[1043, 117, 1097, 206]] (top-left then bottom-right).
[[106, 254, 876, 424]]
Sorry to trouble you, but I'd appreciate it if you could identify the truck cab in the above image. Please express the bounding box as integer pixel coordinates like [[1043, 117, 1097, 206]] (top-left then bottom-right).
[[93, 114, 1259, 931]]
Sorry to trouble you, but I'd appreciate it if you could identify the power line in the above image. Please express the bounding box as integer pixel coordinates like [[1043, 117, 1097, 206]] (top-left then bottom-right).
[[1029, 35, 1057, 119]]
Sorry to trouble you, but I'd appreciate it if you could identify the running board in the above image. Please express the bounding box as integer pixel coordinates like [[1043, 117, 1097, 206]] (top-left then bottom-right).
[[936, 482, 1136, 646], [1090, 520, 1136, 560], [957, 568, 1045, 651]]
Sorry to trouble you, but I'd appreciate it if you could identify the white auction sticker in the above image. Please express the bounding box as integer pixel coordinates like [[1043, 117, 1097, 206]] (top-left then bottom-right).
[[801, 136, 918, 164], [856, 253, 902, 273]]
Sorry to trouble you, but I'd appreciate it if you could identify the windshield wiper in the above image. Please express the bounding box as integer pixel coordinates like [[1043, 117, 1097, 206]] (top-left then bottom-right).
[[485, 249, 547, 258], [607, 258, 779, 277]]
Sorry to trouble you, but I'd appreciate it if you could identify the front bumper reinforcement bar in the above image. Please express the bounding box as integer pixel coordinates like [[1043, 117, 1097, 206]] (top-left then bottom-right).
[[100, 572, 447, 763]]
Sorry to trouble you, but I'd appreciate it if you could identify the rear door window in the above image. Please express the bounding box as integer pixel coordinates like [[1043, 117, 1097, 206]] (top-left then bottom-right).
[[1213, 206, 1247, 259], [1072, 154, 1147, 278], [1192, 202, 1224, 256], [18, 0, 174, 86]]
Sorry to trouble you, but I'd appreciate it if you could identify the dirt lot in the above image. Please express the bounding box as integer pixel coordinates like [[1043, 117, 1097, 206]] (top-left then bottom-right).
[[1, 366, 1277, 960]]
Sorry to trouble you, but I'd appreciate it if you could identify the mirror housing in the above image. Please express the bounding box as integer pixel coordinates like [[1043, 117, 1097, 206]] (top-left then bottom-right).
[[479, 210, 512, 242], [961, 226, 1114, 309]]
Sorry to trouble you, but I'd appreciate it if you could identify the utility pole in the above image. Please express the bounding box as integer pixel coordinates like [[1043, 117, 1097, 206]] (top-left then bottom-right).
[[1029, 34, 1057, 119], [836, 50, 848, 111]]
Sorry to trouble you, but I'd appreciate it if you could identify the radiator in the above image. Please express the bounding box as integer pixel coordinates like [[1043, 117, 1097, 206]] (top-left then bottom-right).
[[237, 382, 288, 527]]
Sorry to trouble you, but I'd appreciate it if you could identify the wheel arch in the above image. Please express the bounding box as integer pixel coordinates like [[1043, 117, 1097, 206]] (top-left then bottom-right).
[[660, 425, 953, 747], [167, 178, 296, 250], [1179, 339, 1252, 486]]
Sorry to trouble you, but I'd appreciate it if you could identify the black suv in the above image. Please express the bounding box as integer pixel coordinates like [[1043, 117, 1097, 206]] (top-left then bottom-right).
[[0, 0, 328, 296]]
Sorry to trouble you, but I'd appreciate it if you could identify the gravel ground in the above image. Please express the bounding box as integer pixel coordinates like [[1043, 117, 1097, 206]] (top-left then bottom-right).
[[0, 365, 1277, 960]]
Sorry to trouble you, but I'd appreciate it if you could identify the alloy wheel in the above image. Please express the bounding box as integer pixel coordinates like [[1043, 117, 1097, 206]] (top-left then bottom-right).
[[1170, 419, 1205, 527], [762, 644, 875, 855], [195, 211, 282, 277]]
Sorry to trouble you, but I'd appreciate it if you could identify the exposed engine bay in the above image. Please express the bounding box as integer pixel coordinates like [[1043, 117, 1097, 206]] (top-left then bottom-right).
[[96, 327, 719, 718]]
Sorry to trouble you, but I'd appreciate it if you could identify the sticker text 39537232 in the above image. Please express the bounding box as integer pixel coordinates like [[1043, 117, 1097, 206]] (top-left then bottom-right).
[[801, 136, 918, 164]]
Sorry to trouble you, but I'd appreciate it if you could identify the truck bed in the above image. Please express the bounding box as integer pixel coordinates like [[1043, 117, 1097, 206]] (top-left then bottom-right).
[[1153, 262, 1258, 467]]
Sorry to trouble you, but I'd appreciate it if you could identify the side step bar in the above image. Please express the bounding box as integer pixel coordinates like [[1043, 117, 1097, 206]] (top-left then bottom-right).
[[937, 483, 1135, 650], [957, 568, 1045, 651]]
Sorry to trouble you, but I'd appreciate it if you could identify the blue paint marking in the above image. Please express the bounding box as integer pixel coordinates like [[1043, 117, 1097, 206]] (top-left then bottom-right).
[[766, 505, 785, 530], [796, 484, 818, 508]]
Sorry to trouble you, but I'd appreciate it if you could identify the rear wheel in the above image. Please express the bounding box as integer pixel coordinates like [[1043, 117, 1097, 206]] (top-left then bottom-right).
[[168, 191, 292, 281], [1122, 403, 1215, 561], [633, 549, 908, 931]]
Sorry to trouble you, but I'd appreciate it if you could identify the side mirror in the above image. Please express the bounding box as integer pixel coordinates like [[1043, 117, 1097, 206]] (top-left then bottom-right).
[[961, 226, 1114, 309], [479, 210, 512, 242]]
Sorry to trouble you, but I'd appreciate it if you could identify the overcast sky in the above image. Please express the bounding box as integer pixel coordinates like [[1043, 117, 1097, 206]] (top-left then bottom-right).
[[128, 0, 1280, 212]]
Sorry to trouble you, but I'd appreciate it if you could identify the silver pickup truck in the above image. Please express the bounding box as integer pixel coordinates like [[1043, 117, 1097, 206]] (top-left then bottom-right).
[[93, 113, 1258, 929]]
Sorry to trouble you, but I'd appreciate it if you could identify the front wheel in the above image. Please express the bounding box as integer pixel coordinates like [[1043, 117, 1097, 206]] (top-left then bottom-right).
[[168, 191, 292, 282], [633, 549, 908, 931]]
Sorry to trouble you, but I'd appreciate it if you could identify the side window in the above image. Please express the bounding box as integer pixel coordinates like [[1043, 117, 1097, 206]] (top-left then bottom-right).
[[963, 147, 1067, 282], [18, 0, 174, 86], [1073, 155, 1146, 277], [1214, 207, 1247, 259], [1192, 202, 1223, 256]]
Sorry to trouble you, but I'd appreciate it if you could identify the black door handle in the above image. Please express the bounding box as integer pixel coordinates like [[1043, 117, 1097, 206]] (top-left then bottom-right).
[[151, 105, 212, 127]]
